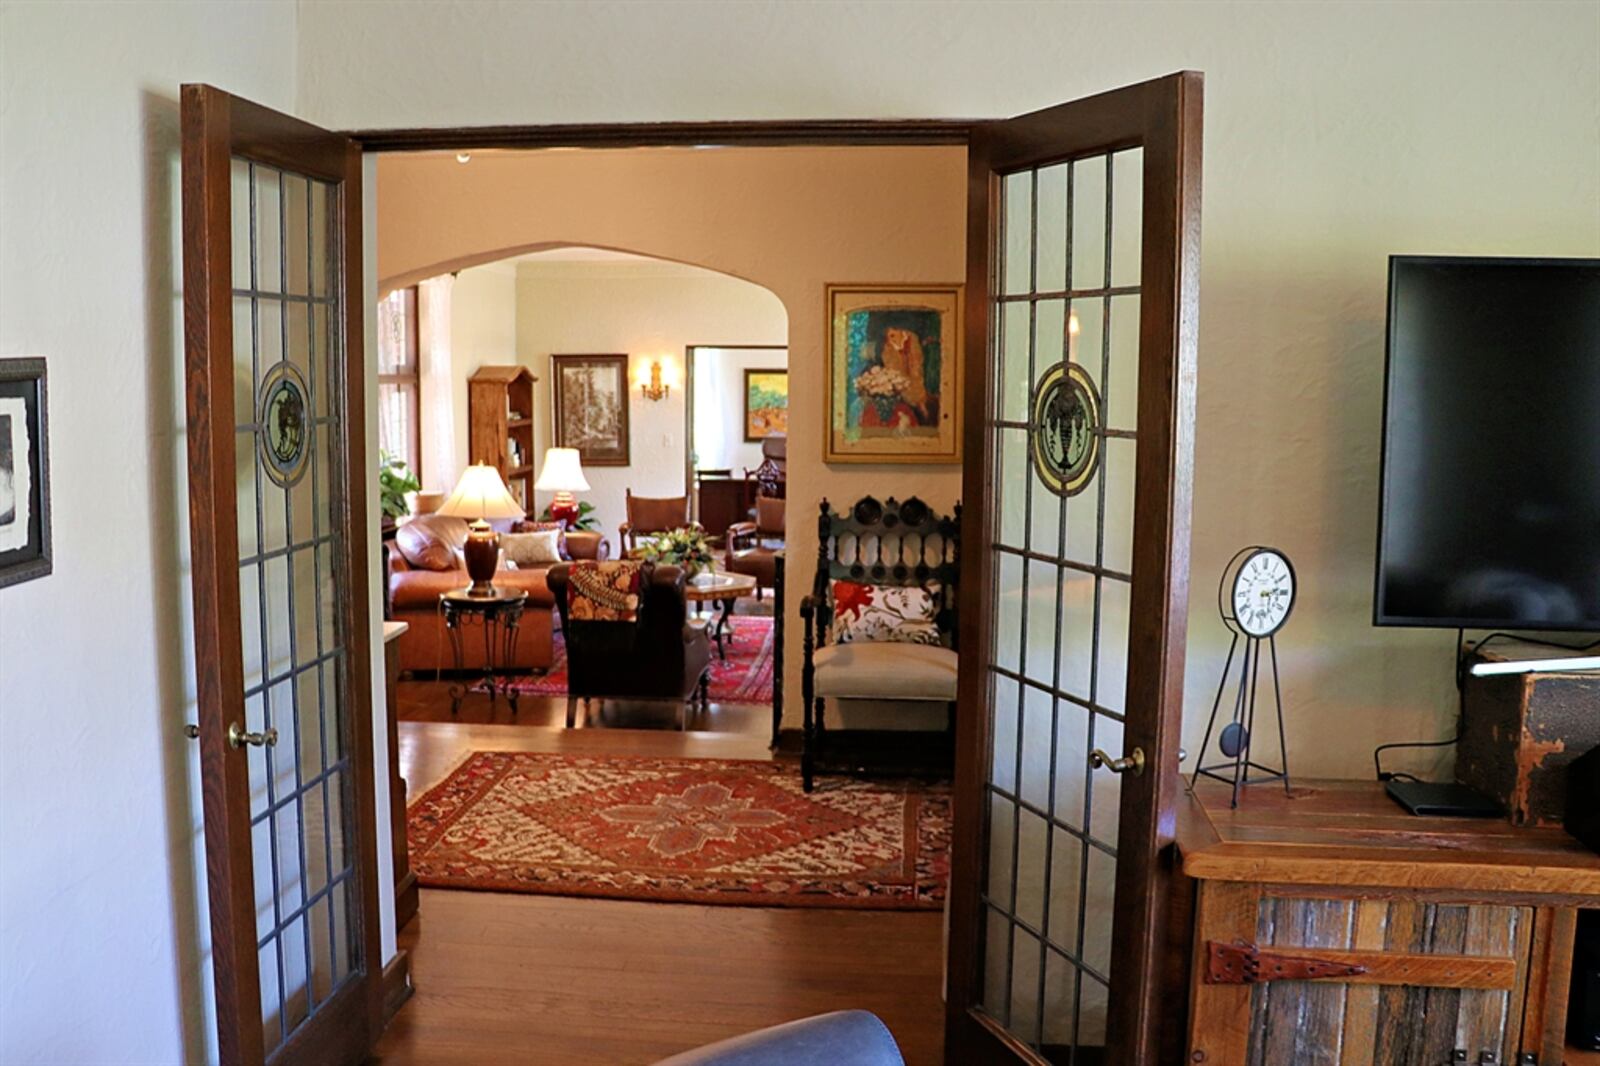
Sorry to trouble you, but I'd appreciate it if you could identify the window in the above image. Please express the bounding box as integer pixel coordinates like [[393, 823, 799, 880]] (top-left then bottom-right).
[[377, 286, 420, 478]]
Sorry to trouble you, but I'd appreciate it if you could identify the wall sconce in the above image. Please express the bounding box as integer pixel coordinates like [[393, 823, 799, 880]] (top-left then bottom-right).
[[640, 358, 671, 402]]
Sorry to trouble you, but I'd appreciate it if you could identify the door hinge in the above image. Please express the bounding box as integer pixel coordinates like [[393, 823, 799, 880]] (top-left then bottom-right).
[[1204, 940, 1369, 984]]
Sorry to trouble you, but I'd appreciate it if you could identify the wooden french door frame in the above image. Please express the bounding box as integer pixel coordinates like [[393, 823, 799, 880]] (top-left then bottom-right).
[[946, 72, 1203, 1064], [182, 84, 383, 1065]]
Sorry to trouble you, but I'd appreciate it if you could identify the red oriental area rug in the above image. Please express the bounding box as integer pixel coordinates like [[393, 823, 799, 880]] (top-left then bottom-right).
[[512, 615, 775, 705], [408, 752, 950, 909]]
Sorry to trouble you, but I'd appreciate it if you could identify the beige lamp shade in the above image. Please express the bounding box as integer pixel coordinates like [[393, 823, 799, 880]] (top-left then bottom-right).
[[533, 447, 590, 493], [436, 463, 525, 522]]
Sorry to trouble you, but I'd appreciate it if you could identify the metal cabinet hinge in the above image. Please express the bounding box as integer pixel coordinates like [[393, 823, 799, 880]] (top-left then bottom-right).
[[1204, 940, 1369, 984]]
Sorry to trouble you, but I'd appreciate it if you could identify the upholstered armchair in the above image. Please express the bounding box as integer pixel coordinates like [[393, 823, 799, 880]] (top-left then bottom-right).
[[798, 496, 960, 792], [547, 561, 711, 729], [724, 495, 784, 599], [619, 489, 700, 555]]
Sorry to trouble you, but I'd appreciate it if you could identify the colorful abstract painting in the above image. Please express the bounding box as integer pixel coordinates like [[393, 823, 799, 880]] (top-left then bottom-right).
[[743, 369, 788, 441], [826, 286, 961, 463]]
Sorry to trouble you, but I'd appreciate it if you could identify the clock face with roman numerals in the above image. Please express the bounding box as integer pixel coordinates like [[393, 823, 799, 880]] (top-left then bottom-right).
[[1231, 548, 1295, 637]]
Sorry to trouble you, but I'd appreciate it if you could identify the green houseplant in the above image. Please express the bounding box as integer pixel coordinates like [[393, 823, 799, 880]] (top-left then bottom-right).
[[379, 452, 421, 520]]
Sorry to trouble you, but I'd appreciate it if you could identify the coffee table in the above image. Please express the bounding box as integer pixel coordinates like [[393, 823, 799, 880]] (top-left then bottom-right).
[[683, 571, 758, 661]]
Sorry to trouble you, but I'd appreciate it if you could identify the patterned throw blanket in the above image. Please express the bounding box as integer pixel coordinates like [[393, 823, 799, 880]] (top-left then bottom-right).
[[567, 560, 645, 622]]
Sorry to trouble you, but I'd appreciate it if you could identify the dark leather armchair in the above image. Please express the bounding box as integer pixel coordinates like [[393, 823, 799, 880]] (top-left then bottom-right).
[[548, 562, 711, 729], [653, 1010, 904, 1066], [725, 494, 784, 598], [619, 489, 700, 555]]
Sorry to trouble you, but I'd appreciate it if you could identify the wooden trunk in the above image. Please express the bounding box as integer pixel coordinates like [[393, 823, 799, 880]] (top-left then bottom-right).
[[1459, 642, 1600, 827]]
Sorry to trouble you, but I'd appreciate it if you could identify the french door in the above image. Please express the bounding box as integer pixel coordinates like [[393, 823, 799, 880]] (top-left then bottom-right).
[[946, 73, 1203, 1064], [181, 85, 383, 1064]]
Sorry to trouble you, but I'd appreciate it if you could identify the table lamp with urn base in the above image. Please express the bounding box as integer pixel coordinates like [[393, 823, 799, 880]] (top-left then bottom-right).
[[436, 463, 525, 597], [533, 446, 590, 529]]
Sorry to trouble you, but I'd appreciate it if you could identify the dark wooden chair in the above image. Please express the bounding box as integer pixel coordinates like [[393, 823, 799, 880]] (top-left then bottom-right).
[[744, 434, 786, 499], [798, 495, 960, 791]]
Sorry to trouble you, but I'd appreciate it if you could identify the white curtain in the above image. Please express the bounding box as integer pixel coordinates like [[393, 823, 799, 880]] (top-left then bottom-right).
[[693, 347, 729, 470]]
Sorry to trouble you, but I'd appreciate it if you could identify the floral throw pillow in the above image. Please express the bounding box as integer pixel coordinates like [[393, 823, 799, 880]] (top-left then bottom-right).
[[831, 579, 942, 645]]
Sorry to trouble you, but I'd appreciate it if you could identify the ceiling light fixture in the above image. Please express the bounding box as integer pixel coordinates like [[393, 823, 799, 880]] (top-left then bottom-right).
[[455, 152, 471, 164]]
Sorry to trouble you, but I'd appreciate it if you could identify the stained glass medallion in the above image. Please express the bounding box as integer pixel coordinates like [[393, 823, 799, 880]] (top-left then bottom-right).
[[256, 359, 312, 489], [1030, 361, 1101, 498]]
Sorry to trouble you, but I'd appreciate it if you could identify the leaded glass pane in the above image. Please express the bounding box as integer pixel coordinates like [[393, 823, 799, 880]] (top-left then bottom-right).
[[229, 158, 360, 1048], [980, 146, 1144, 1059]]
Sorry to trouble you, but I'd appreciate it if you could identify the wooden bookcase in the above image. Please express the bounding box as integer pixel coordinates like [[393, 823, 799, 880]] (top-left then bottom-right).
[[467, 365, 537, 511]]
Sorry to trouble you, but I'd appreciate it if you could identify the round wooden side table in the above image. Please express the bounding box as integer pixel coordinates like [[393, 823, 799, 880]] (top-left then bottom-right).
[[439, 586, 528, 715], [683, 571, 758, 661]]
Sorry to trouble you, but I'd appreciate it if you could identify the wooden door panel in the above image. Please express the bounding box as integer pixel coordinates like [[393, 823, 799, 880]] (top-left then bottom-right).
[[182, 84, 382, 1066], [1189, 888, 1533, 1064], [948, 72, 1203, 1065]]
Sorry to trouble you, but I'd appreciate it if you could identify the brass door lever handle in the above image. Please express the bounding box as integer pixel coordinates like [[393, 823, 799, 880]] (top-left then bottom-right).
[[228, 723, 279, 749], [1090, 747, 1146, 776]]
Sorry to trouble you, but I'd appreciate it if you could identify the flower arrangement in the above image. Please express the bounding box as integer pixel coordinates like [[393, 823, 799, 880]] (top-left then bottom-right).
[[641, 525, 715, 578], [855, 364, 911, 399], [854, 364, 916, 428]]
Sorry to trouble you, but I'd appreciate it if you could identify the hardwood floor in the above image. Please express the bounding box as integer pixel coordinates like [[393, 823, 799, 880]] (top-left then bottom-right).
[[374, 682, 946, 1065]]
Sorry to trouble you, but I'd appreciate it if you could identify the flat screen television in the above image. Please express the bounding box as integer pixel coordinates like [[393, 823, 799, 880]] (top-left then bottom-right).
[[1375, 255, 1600, 630]]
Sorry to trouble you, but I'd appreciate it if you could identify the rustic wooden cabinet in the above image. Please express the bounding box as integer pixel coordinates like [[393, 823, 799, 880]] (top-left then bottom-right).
[[467, 365, 537, 511], [1179, 780, 1600, 1065]]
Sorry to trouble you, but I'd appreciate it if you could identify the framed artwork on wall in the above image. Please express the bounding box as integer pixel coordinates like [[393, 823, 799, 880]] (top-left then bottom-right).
[[825, 284, 962, 464], [0, 358, 51, 589], [742, 369, 788, 442], [552, 353, 630, 467]]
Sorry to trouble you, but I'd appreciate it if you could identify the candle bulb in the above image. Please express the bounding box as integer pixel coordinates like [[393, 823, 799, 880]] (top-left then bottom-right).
[[1068, 309, 1081, 363]]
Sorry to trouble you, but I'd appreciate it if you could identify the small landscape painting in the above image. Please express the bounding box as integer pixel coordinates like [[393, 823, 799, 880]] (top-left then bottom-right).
[[742, 369, 788, 441], [826, 285, 961, 464]]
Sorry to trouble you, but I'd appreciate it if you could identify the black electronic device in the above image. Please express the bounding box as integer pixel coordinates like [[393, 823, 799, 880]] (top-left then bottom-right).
[[1383, 778, 1502, 818]]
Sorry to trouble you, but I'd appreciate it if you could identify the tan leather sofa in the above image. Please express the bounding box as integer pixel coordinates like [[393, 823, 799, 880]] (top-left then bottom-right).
[[387, 514, 607, 675]]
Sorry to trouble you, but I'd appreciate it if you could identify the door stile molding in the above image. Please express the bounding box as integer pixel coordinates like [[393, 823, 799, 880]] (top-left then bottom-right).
[[181, 83, 264, 1066]]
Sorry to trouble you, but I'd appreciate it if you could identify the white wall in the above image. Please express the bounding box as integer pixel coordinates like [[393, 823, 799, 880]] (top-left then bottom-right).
[[692, 347, 787, 477], [441, 262, 518, 494], [0, 2, 298, 1062], [312, 0, 1600, 778], [514, 260, 787, 535]]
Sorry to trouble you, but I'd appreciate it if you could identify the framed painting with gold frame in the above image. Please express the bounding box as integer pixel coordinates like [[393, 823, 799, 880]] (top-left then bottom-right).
[[824, 284, 961, 464]]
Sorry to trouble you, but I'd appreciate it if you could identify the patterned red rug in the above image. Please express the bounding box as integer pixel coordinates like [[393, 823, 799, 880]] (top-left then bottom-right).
[[408, 752, 950, 909], [513, 615, 774, 704]]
